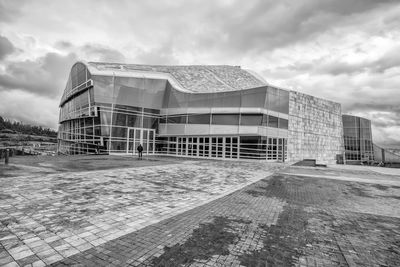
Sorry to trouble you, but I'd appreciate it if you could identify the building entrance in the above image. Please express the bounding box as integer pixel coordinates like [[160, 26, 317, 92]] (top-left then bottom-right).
[[126, 128, 155, 155]]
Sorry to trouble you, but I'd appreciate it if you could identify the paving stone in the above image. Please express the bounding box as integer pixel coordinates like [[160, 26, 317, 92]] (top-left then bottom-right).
[[2, 261, 19, 267], [0, 254, 14, 265], [3, 157, 400, 266], [31, 260, 47, 267], [2, 158, 279, 266], [16, 254, 40, 266]]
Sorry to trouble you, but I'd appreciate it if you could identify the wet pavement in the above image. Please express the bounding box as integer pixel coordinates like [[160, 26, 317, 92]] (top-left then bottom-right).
[[0, 156, 282, 266], [0, 156, 399, 266]]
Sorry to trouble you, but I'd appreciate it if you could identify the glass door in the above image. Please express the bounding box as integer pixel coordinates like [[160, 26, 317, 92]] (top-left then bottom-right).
[[225, 137, 232, 158], [217, 137, 223, 158], [134, 129, 141, 155], [127, 128, 136, 154], [126, 128, 155, 155]]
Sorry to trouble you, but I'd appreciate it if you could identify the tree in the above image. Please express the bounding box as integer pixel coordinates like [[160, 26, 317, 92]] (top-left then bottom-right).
[[0, 115, 57, 137]]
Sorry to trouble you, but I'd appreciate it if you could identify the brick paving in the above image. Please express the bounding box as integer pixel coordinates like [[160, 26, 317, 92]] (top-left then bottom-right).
[[0, 157, 282, 266], [1, 157, 400, 266]]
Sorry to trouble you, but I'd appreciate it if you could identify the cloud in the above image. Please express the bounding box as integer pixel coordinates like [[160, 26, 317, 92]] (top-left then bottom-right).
[[0, 0, 399, 147], [287, 45, 400, 76], [0, 89, 59, 129], [0, 0, 27, 23], [0, 35, 15, 60], [133, 42, 177, 65], [81, 44, 126, 63], [54, 41, 126, 63], [0, 52, 77, 97], [199, 0, 399, 54], [55, 40, 73, 50], [0, 38, 128, 101]]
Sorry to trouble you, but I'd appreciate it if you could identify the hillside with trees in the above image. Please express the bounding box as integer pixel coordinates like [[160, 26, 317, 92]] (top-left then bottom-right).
[[0, 116, 57, 137]]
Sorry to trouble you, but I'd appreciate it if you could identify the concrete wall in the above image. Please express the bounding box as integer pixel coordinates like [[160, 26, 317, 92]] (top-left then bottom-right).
[[287, 91, 344, 164]]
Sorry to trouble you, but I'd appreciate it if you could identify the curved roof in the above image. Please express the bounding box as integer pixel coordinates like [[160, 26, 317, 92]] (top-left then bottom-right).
[[86, 62, 268, 93]]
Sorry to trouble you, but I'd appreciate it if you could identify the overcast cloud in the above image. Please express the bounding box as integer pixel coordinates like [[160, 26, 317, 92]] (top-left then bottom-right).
[[0, 0, 399, 147]]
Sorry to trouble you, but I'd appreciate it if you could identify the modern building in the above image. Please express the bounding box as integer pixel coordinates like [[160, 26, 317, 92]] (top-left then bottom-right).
[[373, 144, 400, 165], [342, 114, 374, 164], [58, 62, 344, 164]]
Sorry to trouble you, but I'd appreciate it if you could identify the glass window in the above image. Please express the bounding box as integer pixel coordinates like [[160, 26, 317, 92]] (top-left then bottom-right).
[[279, 118, 288, 129], [143, 116, 158, 129], [186, 93, 211, 108], [268, 91, 280, 113], [114, 113, 127, 126], [278, 90, 289, 114], [168, 115, 187, 124], [262, 114, 268, 126], [166, 86, 188, 109], [212, 114, 239, 125], [127, 115, 142, 128], [241, 88, 266, 108], [268, 115, 278, 128], [345, 128, 357, 137], [240, 136, 263, 159], [240, 114, 263, 126], [212, 91, 241, 108], [100, 110, 111, 125], [360, 118, 370, 129], [112, 127, 127, 137], [92, 75, 114, 103], [188, 114, 210, 124], [144, 108, 160, 115], [89, 88, 94, 104]]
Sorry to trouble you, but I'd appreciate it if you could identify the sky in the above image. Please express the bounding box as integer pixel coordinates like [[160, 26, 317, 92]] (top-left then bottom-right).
[[0, 0, 399, 147]]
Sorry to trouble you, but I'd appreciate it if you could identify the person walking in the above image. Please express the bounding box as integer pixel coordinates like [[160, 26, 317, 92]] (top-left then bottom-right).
[[137, 144, 143, 159]]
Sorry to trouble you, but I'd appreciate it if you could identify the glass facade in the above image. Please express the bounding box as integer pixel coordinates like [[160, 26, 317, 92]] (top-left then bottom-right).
[[342, 115, 374, 163], [163, 85, 290, 114], [58, 103, 160, 155], [58, 62, 290, 161], [157, 136, 286, 161], [160, 113, 288, 129]]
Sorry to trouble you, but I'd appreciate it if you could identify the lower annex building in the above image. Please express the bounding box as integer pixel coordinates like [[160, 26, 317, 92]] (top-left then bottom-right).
[[58, 62, 344, 164]]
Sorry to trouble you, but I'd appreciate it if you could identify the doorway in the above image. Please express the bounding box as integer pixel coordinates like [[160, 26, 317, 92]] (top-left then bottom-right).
[[126, 127, 155, 155]]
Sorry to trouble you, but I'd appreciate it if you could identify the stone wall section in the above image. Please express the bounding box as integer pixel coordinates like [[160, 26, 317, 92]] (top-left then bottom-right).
[[288, 91, 344, 164]]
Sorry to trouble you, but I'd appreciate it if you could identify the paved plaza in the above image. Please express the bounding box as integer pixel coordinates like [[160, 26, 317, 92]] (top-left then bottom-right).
[[0, 156, 400, 266]]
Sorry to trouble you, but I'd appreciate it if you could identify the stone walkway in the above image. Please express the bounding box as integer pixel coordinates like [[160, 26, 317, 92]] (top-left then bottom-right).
[[1, 157, 400, 266], [0, 158, 282, 266], [50, 166, 400, 267]]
